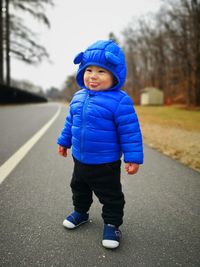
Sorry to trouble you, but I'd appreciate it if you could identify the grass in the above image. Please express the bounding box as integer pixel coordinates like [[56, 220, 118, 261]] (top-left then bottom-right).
[[135, 105, 200, 132]]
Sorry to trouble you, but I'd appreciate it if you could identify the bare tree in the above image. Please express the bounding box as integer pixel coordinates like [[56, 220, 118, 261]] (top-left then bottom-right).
[[109, 32, 119, 44], [62, 75, 79, 102], [163, 0, 200, 105], [190, 0, 200, 105], [10, 0, 53, 64], [122, 0, 200, 106], [0, 0, 3, 83], [5, 0, 10, 85], [0, 0, 54, 85]]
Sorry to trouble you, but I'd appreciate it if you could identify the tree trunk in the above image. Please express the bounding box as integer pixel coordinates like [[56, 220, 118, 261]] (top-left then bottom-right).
[[192, 0, 200, 106], [5, 0, 10, 86], [0, 0, 3, 84]]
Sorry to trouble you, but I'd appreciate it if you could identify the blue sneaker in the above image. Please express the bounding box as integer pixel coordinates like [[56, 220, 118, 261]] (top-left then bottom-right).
[[102, 224, 121, 249], [63, 211, 89, 229]]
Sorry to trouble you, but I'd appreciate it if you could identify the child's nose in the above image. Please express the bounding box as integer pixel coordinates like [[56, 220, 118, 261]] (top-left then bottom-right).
[[90, 71, 98, 79]]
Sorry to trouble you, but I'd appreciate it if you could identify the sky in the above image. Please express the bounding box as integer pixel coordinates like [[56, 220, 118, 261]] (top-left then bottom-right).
[[11, 0, 163, 91]]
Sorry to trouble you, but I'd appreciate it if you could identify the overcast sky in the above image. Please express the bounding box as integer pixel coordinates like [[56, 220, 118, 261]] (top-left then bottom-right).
[[11, 0, 163, 91]]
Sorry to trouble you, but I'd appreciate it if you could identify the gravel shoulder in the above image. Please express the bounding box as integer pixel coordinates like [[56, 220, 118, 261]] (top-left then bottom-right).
[[140, 122, 200, 173]]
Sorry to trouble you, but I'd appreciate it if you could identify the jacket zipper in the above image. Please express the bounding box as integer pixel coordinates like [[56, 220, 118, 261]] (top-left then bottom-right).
[[81, 93, 90, 161]]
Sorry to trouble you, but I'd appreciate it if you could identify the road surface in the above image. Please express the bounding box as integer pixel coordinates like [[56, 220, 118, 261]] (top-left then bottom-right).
[[0, 103, 200, 267]]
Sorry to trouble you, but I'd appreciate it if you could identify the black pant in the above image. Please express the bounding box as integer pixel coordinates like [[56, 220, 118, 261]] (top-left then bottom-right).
[[70, 157, 125, 227]]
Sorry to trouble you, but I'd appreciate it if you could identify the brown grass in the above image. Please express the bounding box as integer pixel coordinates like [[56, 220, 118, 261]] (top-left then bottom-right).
[[135, 105, 200, 172], [135, 105, 200, 132]]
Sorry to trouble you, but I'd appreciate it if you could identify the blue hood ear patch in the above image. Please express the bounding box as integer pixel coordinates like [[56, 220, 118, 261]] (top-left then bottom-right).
[[105, 52, 120, 65], [74, 51, 120, 66], [73, 52, 84, 64]]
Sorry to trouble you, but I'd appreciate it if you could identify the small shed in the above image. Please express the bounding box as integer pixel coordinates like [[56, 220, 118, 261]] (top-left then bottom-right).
[[141, 87, 164, 105]]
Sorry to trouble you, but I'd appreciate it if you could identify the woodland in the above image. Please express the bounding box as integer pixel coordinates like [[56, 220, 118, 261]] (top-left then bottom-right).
[[63, 0, 200, 106], [1, 0, 200, 106]]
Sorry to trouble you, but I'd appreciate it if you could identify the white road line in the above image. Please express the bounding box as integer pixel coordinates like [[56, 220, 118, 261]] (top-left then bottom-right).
[[0, 105, 61, 185]]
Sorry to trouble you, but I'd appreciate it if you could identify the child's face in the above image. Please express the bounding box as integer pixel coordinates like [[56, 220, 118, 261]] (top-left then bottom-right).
[[83, 65, 114, 91]]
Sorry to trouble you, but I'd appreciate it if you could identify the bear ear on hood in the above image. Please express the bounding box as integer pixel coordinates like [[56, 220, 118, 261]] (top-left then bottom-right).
[[105, 51, 120, 65], [73, 52, 84, 64]]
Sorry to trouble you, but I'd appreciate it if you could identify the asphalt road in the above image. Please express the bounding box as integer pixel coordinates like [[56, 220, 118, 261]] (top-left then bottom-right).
[[0, 103, 58, 165], [0, 103, 200, 267]]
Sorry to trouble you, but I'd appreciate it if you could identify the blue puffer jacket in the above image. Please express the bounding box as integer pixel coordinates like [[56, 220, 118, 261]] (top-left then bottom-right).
[[57, 89, 143, 164], [57, 40, 143, 164]]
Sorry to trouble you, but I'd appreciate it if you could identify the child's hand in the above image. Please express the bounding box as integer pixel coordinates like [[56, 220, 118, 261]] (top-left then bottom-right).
[[58, 145, 67, 157], [125, 163, 139, 175]]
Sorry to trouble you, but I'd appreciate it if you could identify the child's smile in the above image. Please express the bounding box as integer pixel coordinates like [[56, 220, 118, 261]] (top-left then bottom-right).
[[83, 65, 114, 91]]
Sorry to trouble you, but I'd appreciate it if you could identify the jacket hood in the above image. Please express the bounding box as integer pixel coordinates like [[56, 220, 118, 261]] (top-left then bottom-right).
[[73, 40, 127, 91]]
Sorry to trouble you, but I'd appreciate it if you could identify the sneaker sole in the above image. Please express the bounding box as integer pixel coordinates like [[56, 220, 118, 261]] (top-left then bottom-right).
[[102, 240, 120, 249], [63, 219, 89, 229]]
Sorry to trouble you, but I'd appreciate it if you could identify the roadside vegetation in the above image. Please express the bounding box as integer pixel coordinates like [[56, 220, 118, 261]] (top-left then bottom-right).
[[135, 105, 200, 172], [136, 105, 200, 132]]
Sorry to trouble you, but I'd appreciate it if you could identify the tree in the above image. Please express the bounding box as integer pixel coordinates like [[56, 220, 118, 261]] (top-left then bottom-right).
[[190, 0, 200, 106], [122, 0, 200, 106], [61, 75, 79, 102], [0, 0, 54, 85], [5, 0, 10, 85], [108, 32, 119, 44], [0, 0, 3, 82], [163, 0, 200, 105]]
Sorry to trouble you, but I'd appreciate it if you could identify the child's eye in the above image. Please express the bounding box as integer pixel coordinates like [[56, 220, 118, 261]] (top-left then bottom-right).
[[86, 68, 92, 72], [99, 70, 105, 73]]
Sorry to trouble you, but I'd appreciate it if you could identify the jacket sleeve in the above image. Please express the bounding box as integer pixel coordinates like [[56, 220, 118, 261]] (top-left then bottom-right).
[[57, 106, 73, 148], [114, 95, 143, 164]]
